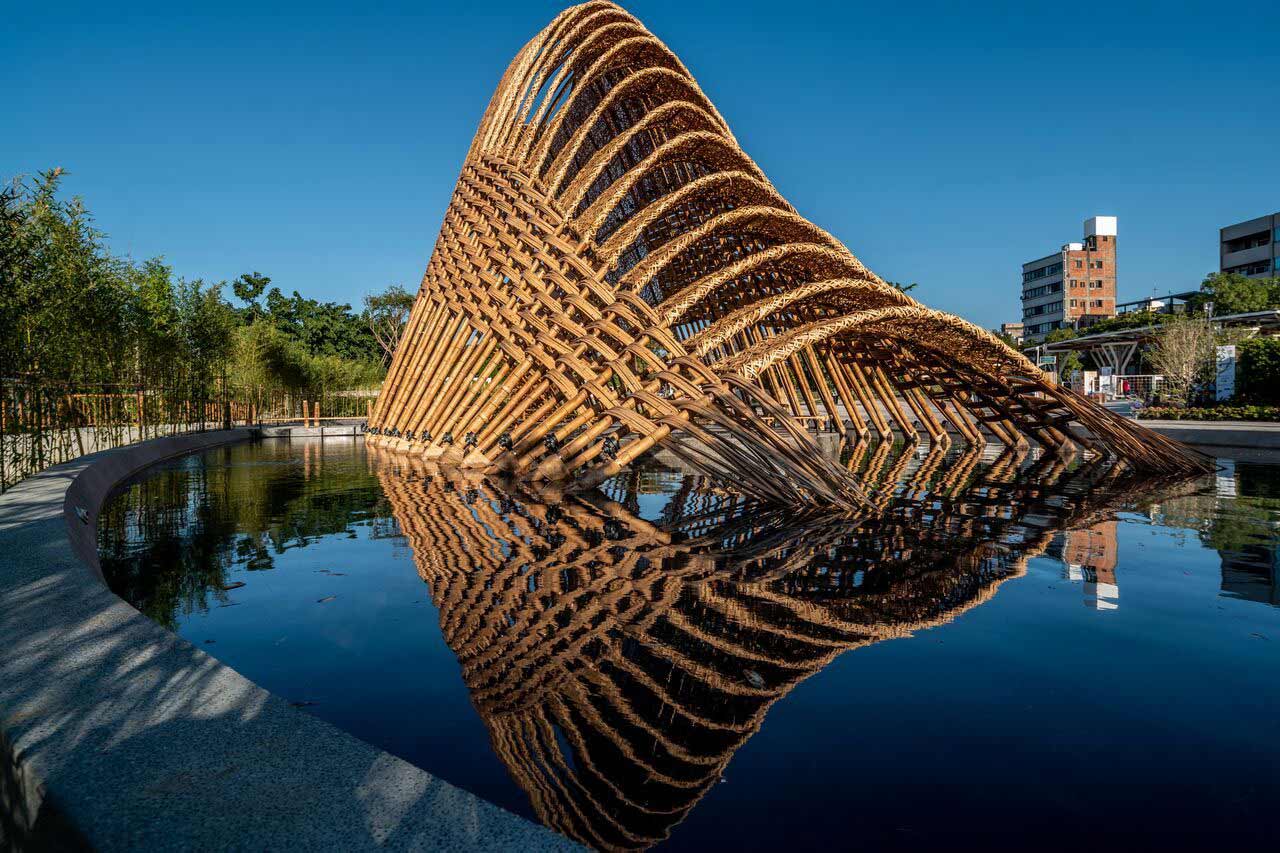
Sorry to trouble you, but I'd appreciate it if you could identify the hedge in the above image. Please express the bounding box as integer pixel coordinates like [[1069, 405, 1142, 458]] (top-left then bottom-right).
[[1137, 405, 1280, 422], [1237, 337, 1280, 404]]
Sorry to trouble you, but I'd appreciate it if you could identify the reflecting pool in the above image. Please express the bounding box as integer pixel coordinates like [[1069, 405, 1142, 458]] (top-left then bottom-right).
[[98, 438, 1280, 849]]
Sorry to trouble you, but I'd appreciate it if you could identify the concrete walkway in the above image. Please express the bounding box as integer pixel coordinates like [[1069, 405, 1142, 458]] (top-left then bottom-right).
[[1138, 419, 1280, 450], [0, 431, 577, 851]]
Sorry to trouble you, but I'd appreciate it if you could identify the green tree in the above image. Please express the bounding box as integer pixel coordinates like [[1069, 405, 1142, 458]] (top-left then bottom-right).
[[2, 169, 385, 400], [363, 284, 415, 365], [175, 278, 238, 386], [1237, 337, 1280, 404], [1189, 272, 1280, 316], [232, 271, 270, 304], [230, 322, 310, 391], [1034, 327, 1084, 380], [261, 288, 379, 363], [0, 168, 134, 382], [1076, 309, 1169, 337], [1042, 327, 1077, 344]]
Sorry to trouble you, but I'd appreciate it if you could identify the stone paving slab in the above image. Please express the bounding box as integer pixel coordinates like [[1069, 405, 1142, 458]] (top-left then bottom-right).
[[0, 430, 579, 851]]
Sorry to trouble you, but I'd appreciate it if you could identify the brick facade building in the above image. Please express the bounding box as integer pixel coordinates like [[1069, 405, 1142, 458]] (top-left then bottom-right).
[[1022, 216, 1118, 341]]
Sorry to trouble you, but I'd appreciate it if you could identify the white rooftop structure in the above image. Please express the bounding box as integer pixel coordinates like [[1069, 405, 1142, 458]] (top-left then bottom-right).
[[1084, 215, 1118, 237]]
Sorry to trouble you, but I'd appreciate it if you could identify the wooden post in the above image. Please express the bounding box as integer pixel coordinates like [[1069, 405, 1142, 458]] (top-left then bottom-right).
[[66, 393, 86, 458]]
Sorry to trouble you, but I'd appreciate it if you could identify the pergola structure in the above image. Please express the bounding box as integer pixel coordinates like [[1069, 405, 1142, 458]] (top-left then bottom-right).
[[1043, 309, 1280, 376], [367, 1, 1209, 508]]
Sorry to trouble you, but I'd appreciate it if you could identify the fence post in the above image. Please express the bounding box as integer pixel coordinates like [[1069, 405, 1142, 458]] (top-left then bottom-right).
[[1, 396, 7, 491], [66, 393, 86, 458], [34, 386, 45, 472]]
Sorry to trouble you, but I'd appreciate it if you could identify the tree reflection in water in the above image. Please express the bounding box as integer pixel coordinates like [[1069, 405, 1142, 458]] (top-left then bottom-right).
[[99, 440, 388, 629], [367, 442, 1186, 851]]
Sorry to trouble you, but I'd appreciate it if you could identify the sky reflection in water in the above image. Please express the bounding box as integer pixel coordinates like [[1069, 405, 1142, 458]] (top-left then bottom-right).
[[99, 438, 1280, 849]]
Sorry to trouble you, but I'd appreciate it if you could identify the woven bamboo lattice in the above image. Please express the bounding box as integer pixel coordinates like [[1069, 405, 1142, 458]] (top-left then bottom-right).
[[367, 1, 1210, 509], [372, 444, 1173, 850]]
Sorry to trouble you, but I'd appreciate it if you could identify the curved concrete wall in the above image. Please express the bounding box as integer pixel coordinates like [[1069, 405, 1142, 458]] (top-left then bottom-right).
[[0, 431, 575, 850]]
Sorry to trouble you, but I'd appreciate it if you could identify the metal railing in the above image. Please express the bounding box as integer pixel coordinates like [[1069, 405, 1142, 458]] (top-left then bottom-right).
[[0, 381, 380, 492]]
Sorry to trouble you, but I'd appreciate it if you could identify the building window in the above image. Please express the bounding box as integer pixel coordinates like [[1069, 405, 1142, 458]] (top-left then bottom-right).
[[1093, 280, 1104, 288], [1224, 230, 1271, 253], [1023, 281, 1064, 300], [1224, 261, 1271, 276], [1023, 300, 1064, 319], [1075, 260, 1083, 269], [1070, 299, 1078, 307], [1023, 262, 1064, 283]]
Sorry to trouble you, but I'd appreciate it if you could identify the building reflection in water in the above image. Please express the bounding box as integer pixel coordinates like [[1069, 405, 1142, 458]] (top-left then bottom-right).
[[1062, 521, 1121, 610], [369, 442, 1175, 850], [1143, 457, 1279, 608]]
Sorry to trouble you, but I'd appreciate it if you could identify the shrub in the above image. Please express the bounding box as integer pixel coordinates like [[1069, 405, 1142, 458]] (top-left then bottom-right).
[[1137, 404, 1280, 422], [1237, 337, 1280, 404]]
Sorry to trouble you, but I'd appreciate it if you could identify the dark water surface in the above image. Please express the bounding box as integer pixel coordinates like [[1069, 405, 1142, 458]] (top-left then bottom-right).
[[98, 438, 1280, 849]]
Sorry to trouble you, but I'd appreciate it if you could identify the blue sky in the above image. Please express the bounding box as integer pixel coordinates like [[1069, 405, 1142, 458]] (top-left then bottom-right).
[[7, 0, 1278, 328]]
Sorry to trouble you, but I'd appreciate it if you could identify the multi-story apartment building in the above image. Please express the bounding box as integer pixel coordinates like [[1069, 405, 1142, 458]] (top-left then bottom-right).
[[1021, 216, 1118, 342], [1220, 212, 1279, 279]]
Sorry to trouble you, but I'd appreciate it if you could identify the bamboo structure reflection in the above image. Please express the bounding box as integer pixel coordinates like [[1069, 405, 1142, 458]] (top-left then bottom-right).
[[372, 443, 1169, 850]]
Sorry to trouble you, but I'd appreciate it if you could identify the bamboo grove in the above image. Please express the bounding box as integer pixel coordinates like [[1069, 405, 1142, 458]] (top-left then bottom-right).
[[367, 1, 1210, 509], [0, 170, 391, 489]]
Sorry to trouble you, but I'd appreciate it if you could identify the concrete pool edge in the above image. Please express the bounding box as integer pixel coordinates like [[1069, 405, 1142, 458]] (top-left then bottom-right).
[[0, 430, 579, 851]]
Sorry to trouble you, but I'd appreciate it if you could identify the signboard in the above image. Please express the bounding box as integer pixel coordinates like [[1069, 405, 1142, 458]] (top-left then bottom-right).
[[1215, 345, 1236, 401]]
